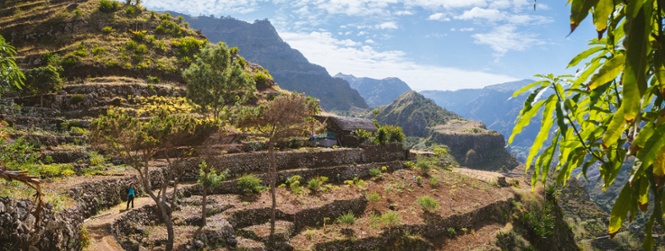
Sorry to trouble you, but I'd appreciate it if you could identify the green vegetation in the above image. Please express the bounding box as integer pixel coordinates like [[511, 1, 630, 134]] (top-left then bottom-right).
[[446, 227, 456, 237], [0, 36, 24, 93], [183, 42, 255, 118], [99, 0, 120, 13], [416, 195, 439, 212], [336, 212, 356, 225], [198, 160, 228, 226], [366, 191, 380, 203], [510, 1, 665, 247], [237, 174, 263, 194], [283, 175, 303, 194], [380, 211, 400, 228], [307, 176, 328, 192], [368, 168, 381, 177]]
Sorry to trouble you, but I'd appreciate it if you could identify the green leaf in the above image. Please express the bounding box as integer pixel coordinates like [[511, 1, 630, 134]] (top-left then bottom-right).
[[630, 121, 655, 154], [637, 176, 649, 211], [567, 45, 604, 68], [609, 183, 634, 237], [601, 106, 627, 148], [512, 80, 548, 98], [525, 95, 557, 170], [509, 94, 547, 145], [536, 131, 560, 184], [592, 0, 615, 36], [555, 100, 568, 136], [588, 53, 625, 90], [631, 124, 665, 182], [570, 0, 600, 33], [621, 0, 653, 123]]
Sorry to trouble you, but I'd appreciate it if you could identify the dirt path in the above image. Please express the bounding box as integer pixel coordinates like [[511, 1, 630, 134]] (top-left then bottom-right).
[[82, 183, 195, 251], [83, 196, 154, 251], [453, 167, 506, 183]]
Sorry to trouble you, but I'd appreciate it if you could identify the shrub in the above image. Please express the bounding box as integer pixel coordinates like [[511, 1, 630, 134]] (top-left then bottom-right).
[[253, 72, 272, 89], [69, 126, 87, 135], [99, 0, 119, 13], [135, 44, 148, 54], [353, 129, 372, 144], [40, 164, 75, 178], [102, 26, 113, 34], [237, 174, 263, 194], [384, 125, 405, 143], [447, 227, 457, 237], [433, 147, 448, 156], [368, 168, 381, 177], [380, 211, 400, 228], [336, 212, 355, 226], [284, 175, 303, 194], [376, 127, 388, 144], [173, 36, 204, 55], [307, 176, 328, 192], [366, 192, 380, 203], [417, 195, 439, 212], [70, 94, 85, 104], [87, 151, 105, 167], [80, 226, 91, 248], [416, 161, 430, 175], [61, 55, 80, 67], [428, 176, 439, 187], [147, 76, 159, 84]]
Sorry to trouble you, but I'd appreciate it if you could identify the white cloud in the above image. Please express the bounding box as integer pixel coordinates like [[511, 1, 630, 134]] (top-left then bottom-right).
[[142, 0, 261, 15], [365, 39, 375, 44], [394, 10, 413, 16], [472, 25, 545, 57], [280, 31, 517, 90], [460, 27, 474, 32], [378, 22, 398, 29], [428, 13, 449, 21], [455, 7, 503, 22]]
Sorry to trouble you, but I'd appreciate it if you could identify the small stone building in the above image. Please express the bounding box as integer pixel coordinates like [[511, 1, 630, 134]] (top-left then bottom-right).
[[315, 115, 378, 147]]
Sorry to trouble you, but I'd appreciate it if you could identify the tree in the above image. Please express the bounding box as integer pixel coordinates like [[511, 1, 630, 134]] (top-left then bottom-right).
[[0, 36, 44, 249], [183, 42, 255, 119], [90, 98, 220, 251], [510, 1, 665, 249], [0, 35, 24, 94], [197, 160, 227, 227], [237, 92, 320, 244], [23, 65, 63, 107]]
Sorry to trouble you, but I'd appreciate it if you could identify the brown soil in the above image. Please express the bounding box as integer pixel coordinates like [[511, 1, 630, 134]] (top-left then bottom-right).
[[121, 167, 515, 250]]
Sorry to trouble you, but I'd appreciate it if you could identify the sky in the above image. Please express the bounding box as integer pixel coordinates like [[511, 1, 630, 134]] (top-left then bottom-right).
[[141, 0, 599, 91]]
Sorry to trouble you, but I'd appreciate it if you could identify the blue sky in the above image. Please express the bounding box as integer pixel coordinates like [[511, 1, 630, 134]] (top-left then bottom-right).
[[141, 0, 598, 91]]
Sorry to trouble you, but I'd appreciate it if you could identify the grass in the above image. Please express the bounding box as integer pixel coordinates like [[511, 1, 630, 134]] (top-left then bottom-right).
[[237, 174, 264, 194], [417, 195, 439, 212], [336, 212, 356, 226], [366, 191, 381, 203], [380, 211, 401, 228]]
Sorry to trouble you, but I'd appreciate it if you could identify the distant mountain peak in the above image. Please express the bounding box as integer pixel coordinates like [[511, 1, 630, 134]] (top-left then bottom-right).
[[177, 12, 368, 111], [335, 73, 411, 108]]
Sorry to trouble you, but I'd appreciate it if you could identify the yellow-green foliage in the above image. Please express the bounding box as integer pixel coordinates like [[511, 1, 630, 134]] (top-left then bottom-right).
[[40, 164, 76, 178]]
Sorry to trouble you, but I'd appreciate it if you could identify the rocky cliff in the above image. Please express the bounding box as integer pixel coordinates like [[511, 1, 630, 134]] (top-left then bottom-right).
[[421, 79, 540, 161], [334, 73, 411, 108], [176, 14, 369, 112], [369, 91, 517, 170]]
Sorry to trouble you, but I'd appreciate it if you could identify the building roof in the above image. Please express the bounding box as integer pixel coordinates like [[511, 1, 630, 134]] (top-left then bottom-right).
[[322, 115, 378, 132]]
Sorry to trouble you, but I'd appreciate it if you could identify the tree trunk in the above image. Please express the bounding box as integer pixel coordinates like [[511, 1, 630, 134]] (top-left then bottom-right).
[[201, 172, 208, 227], [268, 141, 277, 245]]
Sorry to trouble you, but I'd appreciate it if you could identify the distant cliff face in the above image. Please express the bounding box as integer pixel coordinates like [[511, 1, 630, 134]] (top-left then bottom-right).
[[176, 14, 369, 112], [368, 91, 459, 137], [420, 79, 540, 161], [369, 91, 517, 170], [334, 73, 411, 108]]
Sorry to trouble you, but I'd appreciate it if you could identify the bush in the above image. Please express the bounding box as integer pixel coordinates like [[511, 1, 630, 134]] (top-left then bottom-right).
[[99, 0, 119, 13], [368, 168, 381, 177], [237, 174, 263, 194], [417, 195, 439, 212], [380, 211, 400, 228], [102, 26, 113, 34], [307, 176, 329, 192], [366, 192, 380, 203], [284, 175, 303, 194], [447, 227, 457, 237], [69, 126, 87, 136], [80, 226, 91, 248], [253, 72, 272, 89], [336, 212, 355, 225], [428, 176, 439, 187], [416, 162, 430, 175], [87, 151, 105, 167], [384, 125, 405, 143], [70, 94, 85, 104]]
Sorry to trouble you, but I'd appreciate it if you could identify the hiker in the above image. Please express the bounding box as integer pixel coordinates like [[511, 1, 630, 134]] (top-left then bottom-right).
[[126, 182, 136, 209]]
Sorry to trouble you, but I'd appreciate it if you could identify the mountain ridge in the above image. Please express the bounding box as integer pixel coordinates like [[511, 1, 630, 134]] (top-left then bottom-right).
[[175, 13, 369, 112], [334, 73, 411, 108]]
